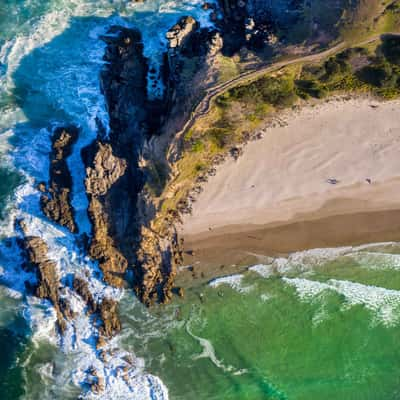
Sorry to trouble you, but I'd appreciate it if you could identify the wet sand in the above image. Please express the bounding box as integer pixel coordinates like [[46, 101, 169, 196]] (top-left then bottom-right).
[[179, 97, 400, 277]]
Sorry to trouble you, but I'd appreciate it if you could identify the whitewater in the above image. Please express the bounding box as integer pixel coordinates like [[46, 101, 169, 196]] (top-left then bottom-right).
[[0, 0, 215, 398], [3, 1, 400, 399]]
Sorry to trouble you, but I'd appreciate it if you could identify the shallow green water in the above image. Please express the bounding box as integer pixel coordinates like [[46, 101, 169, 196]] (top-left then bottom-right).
[[120, 245, 400, 400]]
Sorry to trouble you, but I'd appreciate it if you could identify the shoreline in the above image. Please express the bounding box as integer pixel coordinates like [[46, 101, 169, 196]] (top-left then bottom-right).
[[178, 97, 400, 283]]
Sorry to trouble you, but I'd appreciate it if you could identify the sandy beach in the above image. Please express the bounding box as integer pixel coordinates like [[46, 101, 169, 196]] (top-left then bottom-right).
[[180, 97, 400, 270]]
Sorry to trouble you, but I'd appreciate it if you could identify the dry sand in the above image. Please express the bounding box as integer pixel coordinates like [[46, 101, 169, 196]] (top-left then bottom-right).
[[180, 97, 400, 270]]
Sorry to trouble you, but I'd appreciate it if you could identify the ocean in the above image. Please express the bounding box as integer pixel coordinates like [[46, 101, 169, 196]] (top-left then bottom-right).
[[0, 0, 400, 399], [120, 244, 400, 399]]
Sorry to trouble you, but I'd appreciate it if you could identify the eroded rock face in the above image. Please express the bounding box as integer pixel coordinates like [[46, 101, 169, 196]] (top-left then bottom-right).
[[166, 16, 199, 49], [73, 276, 97, 314], [83, 21, 221, 306], [99, 298, 121, 338], [83, 141, 130, 288], [82, 27, 148, 289], [17, 221, 73, 333], [40, 126, 79, 233], [136, 225, 183, 305]]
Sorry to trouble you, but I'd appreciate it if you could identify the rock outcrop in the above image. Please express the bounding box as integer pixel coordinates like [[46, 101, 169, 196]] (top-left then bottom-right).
[[166, 16, 199, 49], [83, 21, 224, 306], [83, 141, 130, 288], [98, 298, 121, 338], [40, 126, 79, 233], [134, 18, 222, 304], [73, 276, 97, 314], [17, 220, 73, 333], [163, 16, 223, 107], [82, 27, 148, 289], [135, 225, 183, 305]]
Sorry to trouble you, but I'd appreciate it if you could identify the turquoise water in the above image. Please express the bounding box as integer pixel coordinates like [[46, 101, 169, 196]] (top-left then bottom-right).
[[0, 0, 213, 398], [119, 245, 400, 400], [1, 0, 400, 399]]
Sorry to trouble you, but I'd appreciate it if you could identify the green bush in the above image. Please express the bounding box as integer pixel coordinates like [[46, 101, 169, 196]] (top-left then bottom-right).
[[256, 76, 297, 107], [206, 127, 231, 149], [295, 79, 328, 99], [191, 139, 205, 153], [382, 36, 400, 65], [229, 76, 297, 108], [358, 62, 399, 88], [322, 57, 351, 81]]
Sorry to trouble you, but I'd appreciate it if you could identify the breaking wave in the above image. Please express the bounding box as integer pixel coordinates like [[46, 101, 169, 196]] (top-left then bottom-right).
[[0, 0, 216, 398]]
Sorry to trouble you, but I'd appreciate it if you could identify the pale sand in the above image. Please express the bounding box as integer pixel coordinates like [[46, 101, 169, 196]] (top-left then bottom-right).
[[179, 97, 400, 271]]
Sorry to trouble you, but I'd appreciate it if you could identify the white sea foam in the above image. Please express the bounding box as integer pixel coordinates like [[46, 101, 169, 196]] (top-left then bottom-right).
[[345, 251, 400, 271], [209, 274, 254, 293], [246, 242, 400, 276], [186, 321, 247, 376], [248, 264, 274, 278], [284, 277, 400, 326], [0, 0, 220, 396]]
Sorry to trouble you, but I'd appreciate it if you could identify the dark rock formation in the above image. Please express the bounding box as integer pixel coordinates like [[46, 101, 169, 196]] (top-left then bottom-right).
[[166, 16, 199, 50], [135, 225, 183, 305], [98, 298, 121, 338], [40, 126, 79, 233], [216, 0, 280, 54], [82, 27, 148, 289], [163, 16, 223, 113], [83, 141, 130, 288], [17, 220, 73, 333], [82, 21, 223, 306], [73, 276, 97, 314]]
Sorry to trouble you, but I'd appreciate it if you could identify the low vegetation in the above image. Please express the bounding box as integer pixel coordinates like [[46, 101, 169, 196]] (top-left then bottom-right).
[[156, 35, 400, 220]]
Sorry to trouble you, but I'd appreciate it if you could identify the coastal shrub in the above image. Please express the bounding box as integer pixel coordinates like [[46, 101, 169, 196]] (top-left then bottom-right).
[[229, 83, 263, 105], [357, 62, 399, 88], [301, 64, 327, 81], [322, 57, 351, 81], [184, 129, 194, 141], [228, 75, 297, 108], [336, 47, 369, 62], [194, 162, 205, 172], [206, 127, 231, 149], [382, 36, 400, 65], [191, 139, 205, 153], [145, 160, 169, 197], [256, 76, 297, 107], [215, 93, 231, 109], [295, 79, 327, 99]]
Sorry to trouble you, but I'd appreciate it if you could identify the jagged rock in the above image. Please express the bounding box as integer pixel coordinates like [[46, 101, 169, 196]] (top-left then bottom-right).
[[99, 298, 121, 338], [73, 276, 97, 313], [166, 16, 198, 49], [135, 225, 182, 306], [40, 126, 79, 233], [88, 367, 105, 394], [83, 27, 149, 289], [85, 142, 127, 196], [96, 335, 107, 350], [17, 221, 71, 333], [83, 141, 130, 288]]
